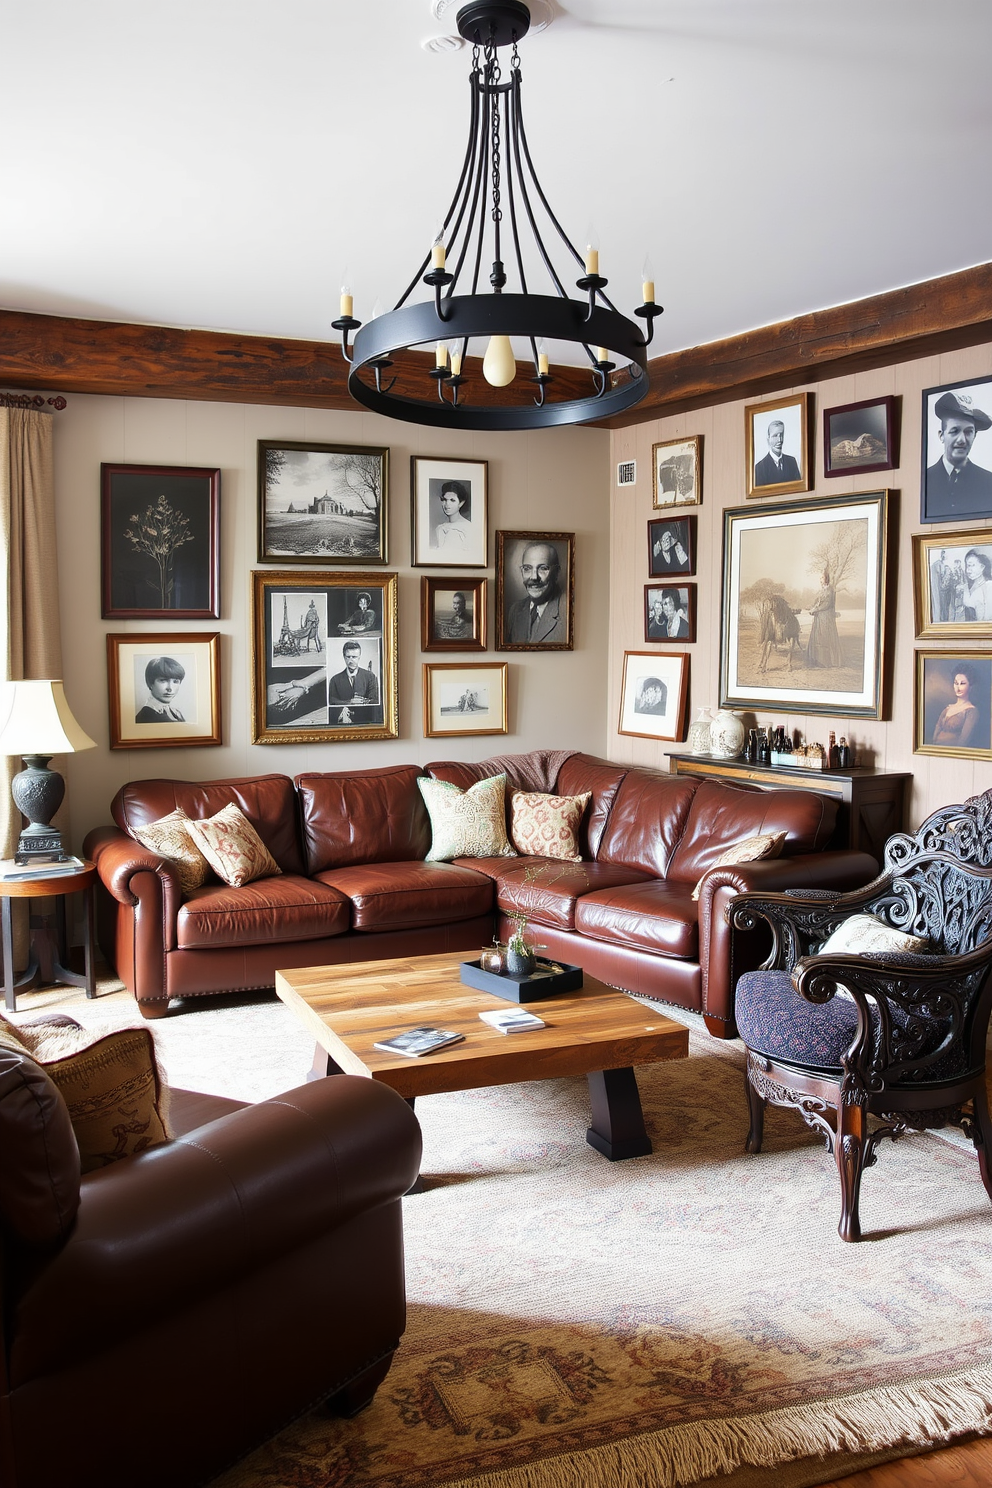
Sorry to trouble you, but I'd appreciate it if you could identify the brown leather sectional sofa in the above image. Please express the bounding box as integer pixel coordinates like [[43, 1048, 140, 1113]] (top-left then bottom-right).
[[83, 749, 878, 1037]]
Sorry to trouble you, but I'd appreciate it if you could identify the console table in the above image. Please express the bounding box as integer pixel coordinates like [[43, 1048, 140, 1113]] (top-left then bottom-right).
[[665, 752, 910, 864]]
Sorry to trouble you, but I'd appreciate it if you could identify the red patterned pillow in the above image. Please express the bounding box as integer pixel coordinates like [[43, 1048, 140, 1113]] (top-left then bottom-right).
[[185, 803, 282, 888], [510, 790, 591, 862]]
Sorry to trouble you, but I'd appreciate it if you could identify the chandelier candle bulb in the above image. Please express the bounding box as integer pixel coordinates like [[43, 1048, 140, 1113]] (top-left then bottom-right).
[[483, 334, 517, 387], [435, 342, 449, 368], [432, 239, 446, 270], [339, 290, 354, 318], [642, 279, 655, 303], [538, 349, 550, 375], [584, 246, 599, 276], [450, 348, 463, 377], [596, 346, 609, 363]]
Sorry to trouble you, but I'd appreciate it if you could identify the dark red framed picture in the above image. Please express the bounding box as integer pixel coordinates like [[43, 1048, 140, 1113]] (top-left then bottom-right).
[[101, 463, 221, 619], [645, 583, 696, 642], [647, 515, 696, 577], [823, 395, 898, 478]]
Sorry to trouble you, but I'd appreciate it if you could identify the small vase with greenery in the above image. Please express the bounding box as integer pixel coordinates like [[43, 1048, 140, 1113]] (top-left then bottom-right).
[[505, 918, 537, 977]]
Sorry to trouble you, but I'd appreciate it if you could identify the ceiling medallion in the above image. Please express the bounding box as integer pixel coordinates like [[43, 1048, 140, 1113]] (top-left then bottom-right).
[[333, 0, 661, 430]]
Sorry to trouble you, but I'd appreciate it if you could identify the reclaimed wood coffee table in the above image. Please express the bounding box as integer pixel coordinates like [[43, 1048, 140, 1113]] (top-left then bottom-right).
[[275, 951, 689, 1169]]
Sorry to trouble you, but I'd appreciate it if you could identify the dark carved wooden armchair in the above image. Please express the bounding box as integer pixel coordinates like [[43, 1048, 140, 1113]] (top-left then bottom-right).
[[728, 787, 992, 1241]]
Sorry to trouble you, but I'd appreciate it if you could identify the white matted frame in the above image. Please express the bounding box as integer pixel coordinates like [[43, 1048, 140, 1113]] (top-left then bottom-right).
[[107, 632, 221, 749], [423, 661, 508, 737], [617, 651, 689, 742], [411, 457, 488, 568], [746, 393, 812, 499], [913, 529, 992, 639]]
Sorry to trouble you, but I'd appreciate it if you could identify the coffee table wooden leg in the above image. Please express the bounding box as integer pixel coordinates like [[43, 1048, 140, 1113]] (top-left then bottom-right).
[[586, 1067, 652, 1160]]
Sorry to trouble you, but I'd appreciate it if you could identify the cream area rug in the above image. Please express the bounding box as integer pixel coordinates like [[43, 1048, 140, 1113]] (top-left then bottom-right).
[[14, 974, 992, 1488]]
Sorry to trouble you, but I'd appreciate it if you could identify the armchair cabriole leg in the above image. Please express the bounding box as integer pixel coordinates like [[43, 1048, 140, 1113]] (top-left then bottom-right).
[[745, 1071, 765, 1154], [835, 1103, 867, 1242]]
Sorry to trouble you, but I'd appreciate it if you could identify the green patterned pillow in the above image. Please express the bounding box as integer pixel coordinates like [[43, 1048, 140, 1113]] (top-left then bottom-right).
[[417, 773, 517, 862]]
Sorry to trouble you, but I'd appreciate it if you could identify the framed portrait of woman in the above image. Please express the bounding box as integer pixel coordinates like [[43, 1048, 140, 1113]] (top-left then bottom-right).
[[915, 651, 992, 760], [411, 457, 488, 568], [912, 529, 992, 639]]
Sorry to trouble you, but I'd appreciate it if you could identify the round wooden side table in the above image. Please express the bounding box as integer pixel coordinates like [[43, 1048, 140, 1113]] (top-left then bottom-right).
[[0, 861, 97, 1013]]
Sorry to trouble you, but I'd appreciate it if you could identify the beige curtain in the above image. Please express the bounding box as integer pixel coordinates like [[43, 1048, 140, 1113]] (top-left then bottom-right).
[[0, 406, 62, 864]]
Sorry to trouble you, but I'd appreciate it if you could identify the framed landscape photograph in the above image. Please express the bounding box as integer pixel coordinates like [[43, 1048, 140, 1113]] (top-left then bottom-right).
[[101, 463, 220, 619], [823, 395, 897, 478], [251, 570, 398, 744], [423, 661, 508, 738], [913, 529, 992, 639], [645, 583, 696, 642], [411, 456, 488, 568], [496, 530, 574, 650], [647, 516, 695, 578], [617, 651, 689, 742], [745, 393, 812, 499], [920, 375, 992, 524], [915, 651, 992, 760], [652, 436, 701, 508], [107, 632, 221, 749], [421, 576, 487, 652], [720, 491, 890, 718], [257, 441, 388, 563]]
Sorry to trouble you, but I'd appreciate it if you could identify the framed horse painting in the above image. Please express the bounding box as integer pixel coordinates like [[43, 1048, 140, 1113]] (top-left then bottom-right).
[[251, 570, 398, 743]]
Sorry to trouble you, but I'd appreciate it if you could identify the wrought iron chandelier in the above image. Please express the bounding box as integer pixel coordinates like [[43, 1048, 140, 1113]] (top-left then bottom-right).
[[332, 0, 660, 430]]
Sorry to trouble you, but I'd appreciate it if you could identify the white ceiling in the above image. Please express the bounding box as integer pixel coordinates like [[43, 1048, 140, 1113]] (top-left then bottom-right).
[[3, 0, 990, 367]]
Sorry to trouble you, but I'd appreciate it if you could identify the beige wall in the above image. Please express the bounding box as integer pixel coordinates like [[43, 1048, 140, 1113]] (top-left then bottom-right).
[[610, 342, 992, 830], [56, 395, 610, 851]]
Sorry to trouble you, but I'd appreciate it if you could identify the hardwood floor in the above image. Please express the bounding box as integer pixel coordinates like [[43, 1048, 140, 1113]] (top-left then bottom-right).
[[824, 1436, 992, 1486]]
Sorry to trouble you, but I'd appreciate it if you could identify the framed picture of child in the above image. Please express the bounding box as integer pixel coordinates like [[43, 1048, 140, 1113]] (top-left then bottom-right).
[[107, 633, 221, 748]]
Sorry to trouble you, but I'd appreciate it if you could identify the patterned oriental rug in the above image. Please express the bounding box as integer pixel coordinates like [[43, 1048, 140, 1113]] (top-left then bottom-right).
[[21, 977, 992, 1488]]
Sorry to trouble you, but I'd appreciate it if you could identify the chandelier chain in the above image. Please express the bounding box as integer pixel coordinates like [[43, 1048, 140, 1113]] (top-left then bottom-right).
[[488, 35, 503, 232]]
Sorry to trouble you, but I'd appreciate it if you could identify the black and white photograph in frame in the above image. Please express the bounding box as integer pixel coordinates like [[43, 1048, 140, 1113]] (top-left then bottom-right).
[[745, 393, 811, 499], [495, 531, 574, 650], [823, 395, 898, 478], [411, 457, 488, 568], [106, 632, 221, 749], [913, 529, 992, 639], [645, 584, 696, 642], [920, 375, 992, 523], [617, 651, 689, 742], [257, 441, 388, 563], [423, 662, 508, 738], [101, 463, 220, 619], [421, 576, 487, 652], [652, 436, 701, 508], [647, 516, 695, 578], [251, 571, 398, 744]]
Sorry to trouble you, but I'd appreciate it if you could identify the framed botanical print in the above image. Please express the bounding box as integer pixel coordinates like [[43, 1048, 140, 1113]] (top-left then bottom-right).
[[421, 576, 487, 652], [496, 531, 574, 650], [745, 393, 812, 499], [915, 651, 992, 759], [617, 651, 689, 742], [251, 570, 398, 743], [107, 632, 221, 749], [423, 662, 508, 738], [720, 491, 890, 718], [652, 436, 701, 508], [257, 441, 388, 563], [411, 457, 488, 568], [920, 376, 992, 523], [913, 529, 992, 639], [101, 464, 220, 619], [823, 395, 898, 478], [647, 516, 695, 578], [645, 583, 696, 642]]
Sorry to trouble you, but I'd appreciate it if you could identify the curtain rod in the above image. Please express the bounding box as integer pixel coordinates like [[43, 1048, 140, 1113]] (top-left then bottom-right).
[[0, 392, 67, 411]]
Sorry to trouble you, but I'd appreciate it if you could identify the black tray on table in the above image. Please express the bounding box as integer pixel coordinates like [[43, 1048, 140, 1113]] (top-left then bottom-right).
[[459, 958, 584, 1003]]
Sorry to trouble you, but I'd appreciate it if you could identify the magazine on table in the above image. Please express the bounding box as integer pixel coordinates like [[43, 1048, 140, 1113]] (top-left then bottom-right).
[[479, 1008, 546, 1034], [372, 1026, 465, 1057], [0, 855, 86, 881]]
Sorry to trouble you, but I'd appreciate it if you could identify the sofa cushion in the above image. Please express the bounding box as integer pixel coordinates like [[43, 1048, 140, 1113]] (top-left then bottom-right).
[[667, 779, 839, 885], [460, 857, 654, 932], [0, 1042, 81, 1247], [186, 803, 282, 888], [510, 790, 590, 861], [177, 875, 350, 949], [554, 755, 629, 858], [132, 808, 212, 895], [574, 881, 699, 959], [297, 765, 431, 872], [315, 861, 494, 932], [113, 774, 306, 876], [595, 769, 699, 877], [418, 774, 516, 862]]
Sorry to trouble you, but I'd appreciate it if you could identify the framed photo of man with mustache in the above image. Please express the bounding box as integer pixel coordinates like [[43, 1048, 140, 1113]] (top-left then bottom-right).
[[495, 531, 574, 651]]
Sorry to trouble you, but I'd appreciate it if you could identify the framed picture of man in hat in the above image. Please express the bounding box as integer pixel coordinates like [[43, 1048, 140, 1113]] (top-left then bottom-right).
[[921, 376, 992, 523]]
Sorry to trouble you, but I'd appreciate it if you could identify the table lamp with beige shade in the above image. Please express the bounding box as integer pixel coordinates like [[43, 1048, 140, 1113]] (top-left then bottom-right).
[[0, 680, 96, 865]]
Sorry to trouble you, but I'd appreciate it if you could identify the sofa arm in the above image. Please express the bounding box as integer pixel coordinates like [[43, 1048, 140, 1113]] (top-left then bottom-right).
[[697, 850, 878, 1032], [11, 1075, 422, 1383], [84, 826, 185, 910]]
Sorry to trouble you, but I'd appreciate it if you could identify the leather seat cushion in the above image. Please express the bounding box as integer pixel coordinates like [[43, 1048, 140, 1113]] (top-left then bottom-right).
[[575, 880, 699, 959], [315, 860, 493, 931], [177, 875, 350, 949], [456, 857, 654, 932]]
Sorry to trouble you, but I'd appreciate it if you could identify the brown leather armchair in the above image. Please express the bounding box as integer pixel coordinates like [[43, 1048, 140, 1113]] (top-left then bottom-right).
[[0, 1043, 422, 1488]]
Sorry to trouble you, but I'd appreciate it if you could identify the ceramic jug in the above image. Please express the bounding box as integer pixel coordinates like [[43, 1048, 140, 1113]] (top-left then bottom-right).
[[709, 708, 745, 759], [686, 707, 713, 755]]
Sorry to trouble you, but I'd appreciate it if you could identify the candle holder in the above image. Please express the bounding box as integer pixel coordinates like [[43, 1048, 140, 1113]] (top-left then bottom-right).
[[634, 299, 664, 348], [331, 314, 363, 364]]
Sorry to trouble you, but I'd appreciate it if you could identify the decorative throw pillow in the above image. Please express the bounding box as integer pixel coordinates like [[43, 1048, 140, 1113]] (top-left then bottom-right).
[[819, 913, 930, 956], [185, 803, 282, 888], [691, 831, 787, 900], [510, 790, 591, 862], [133, 808, 212, 895], [1, 1016, 171, 1174], [417, 773, 517, 862]]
